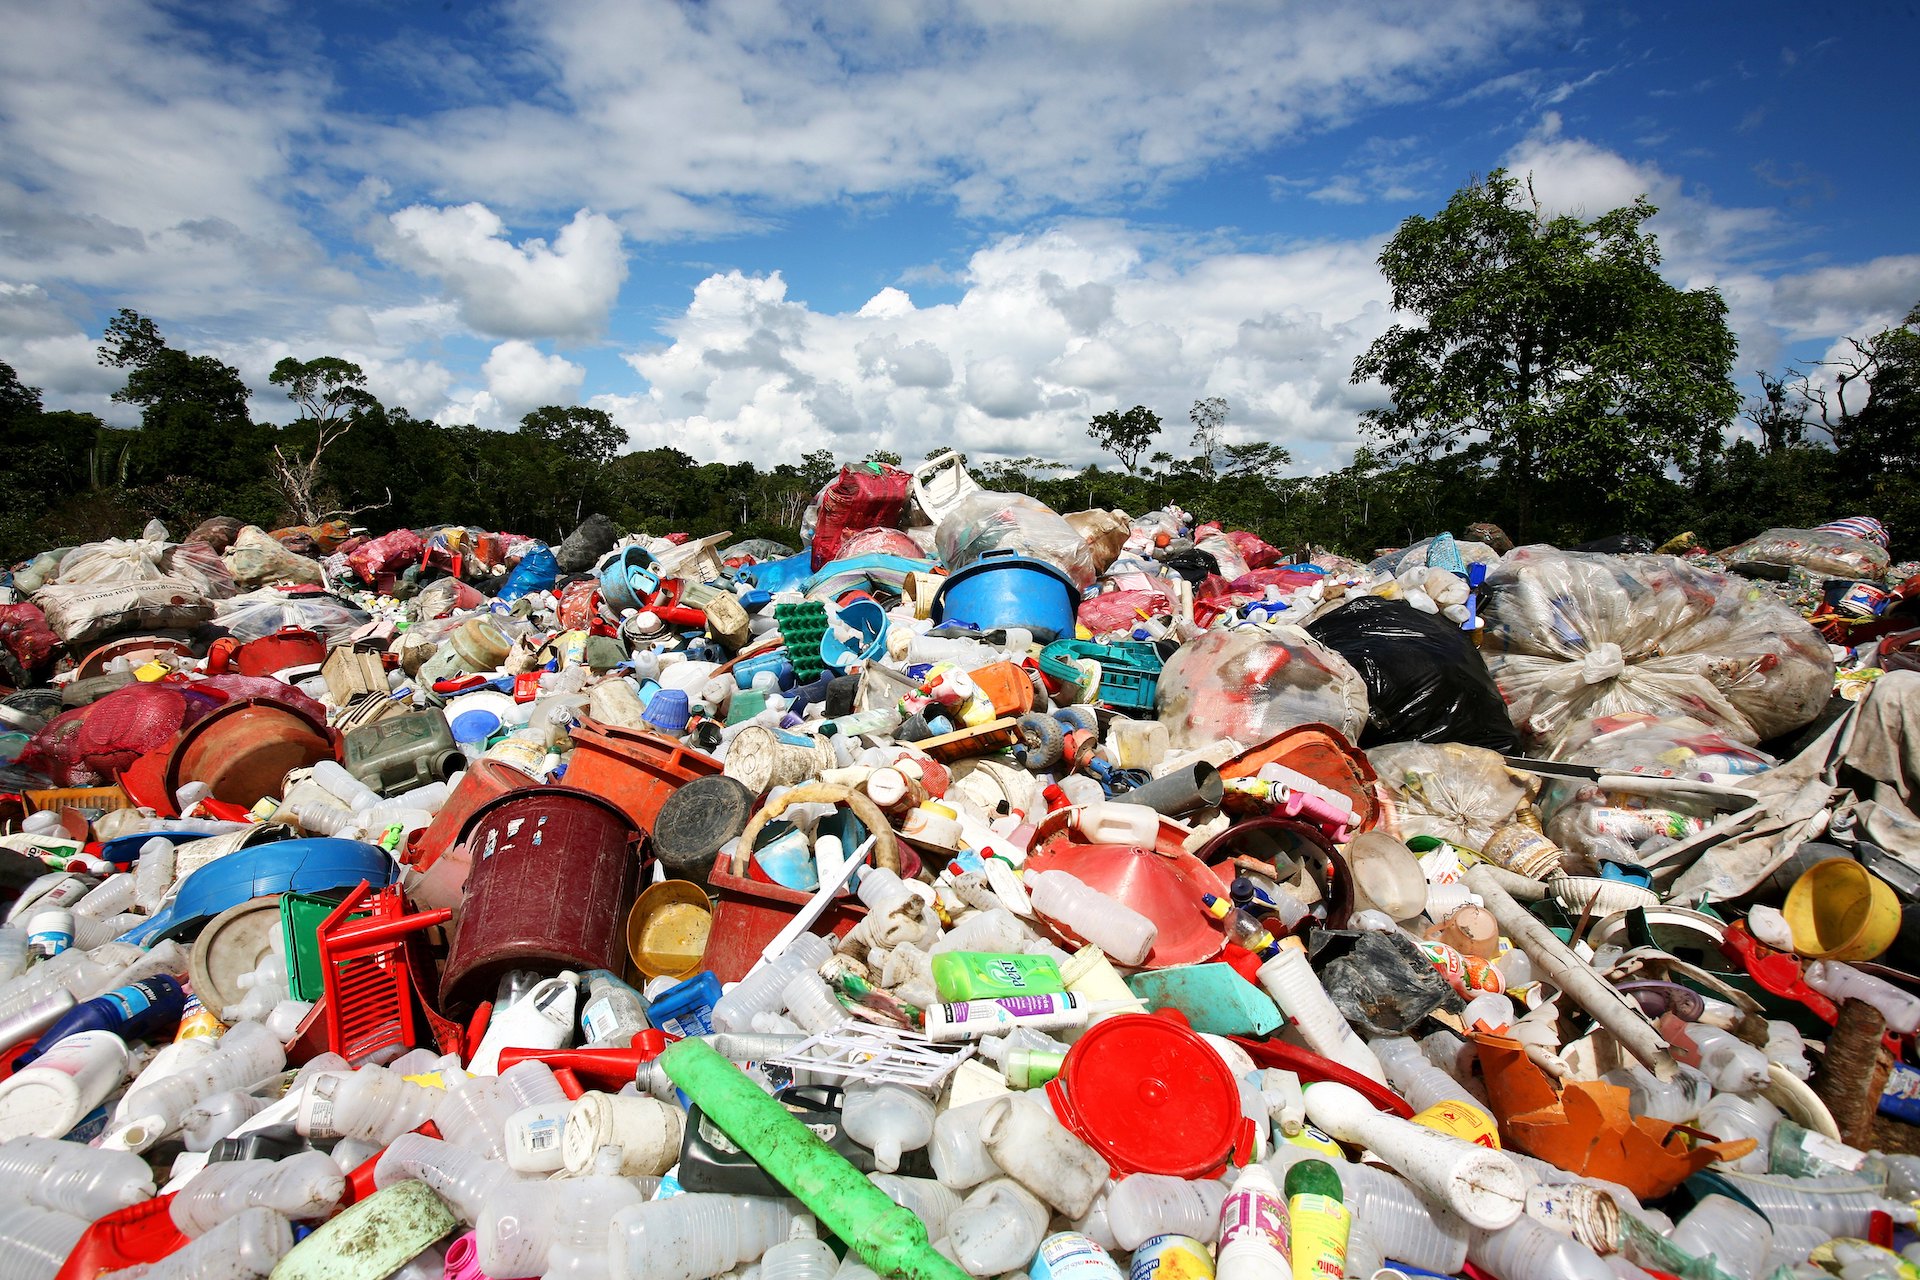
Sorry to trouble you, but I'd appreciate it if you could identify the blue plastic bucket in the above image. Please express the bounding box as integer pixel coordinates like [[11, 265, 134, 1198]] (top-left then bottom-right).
[[599, 546, 661, 613], [932, 549, 1079, 642], [820, 598, 890, 672]]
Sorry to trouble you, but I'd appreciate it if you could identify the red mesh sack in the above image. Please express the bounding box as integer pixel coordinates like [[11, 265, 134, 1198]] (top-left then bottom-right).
[[1230, 568, 1327, 595], [194, 674, 329, 724], [558, 580, 601, 631], [808, 464, 912, 569], [0, 603, 61, 676], [347, 529, 425, 582], [1077, 589, 1174, 635], [1227, 530, 1284, 570]]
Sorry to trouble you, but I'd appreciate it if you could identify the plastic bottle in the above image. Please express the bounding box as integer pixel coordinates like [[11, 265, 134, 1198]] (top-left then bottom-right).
[[26, 908, 73, 958], [844, 1083, 938, 1173], [1073, 802, 1160, 845], [761, 1216, 840, 1280], [1214, 1163, 1288, 1280], [134, 837, 178, 913], [977, 1092, 1107, 1219], [134, 1205, 294, 1280], [561, 1091, 684, 1177], [170, 1149, 347, 1236], [1255, 941, 1386, 1084], [0, 1135, 154, 1217], [1025, 870, 1157, 967], [312, 758, 382, 811], [580, 969, 651, 1048], [1467, 1217, 1614, 1280], [19, 973, 186, 1065], [1802, 960, 1920, 1034], [945, 1177, 1052, 1277], [1684, 1024, 1773, 1094], [870, 1173, 962, 1242], [0, 1202, 91, 1280], [0, 1028, 129, 1140], [1695, 1093, 1781, 1173], [1666, 1194, 1772, 1280], [107, 1019, 285, 1151], [181, 1088, 271, 1151], [435, 1071, 515, 1161], [1106, 1173, 1228, 1250], [505, 1101, 574, 1173], [1283, 1160, 1349, 1280], [606, 1193, 798, 1280], [1370, 1038, 1477, 1114], [782, 971, 852, 1034], [467, 970, 580, 1074], [374, 1132, 517, 1225], [929, 1096, 1003, 1190], [711, 933, 835, 1033], [1714, 1171, 1910, 1237], [548, 1144, 646, 1278], [0, 929, 28, 986], [1302, 1082, 1523, 1231]]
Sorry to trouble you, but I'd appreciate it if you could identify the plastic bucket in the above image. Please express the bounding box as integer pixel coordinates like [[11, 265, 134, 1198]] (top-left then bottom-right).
[[561, 717, 723, 835], [598, 546, 661, 613], [626, 880, 713, 979], [819, 598, 889, 672], [438, 785, 641, 1011], [932, 550, 1078, 643], [163, 697, 341, 809], [1783, 857, 1901, 962]]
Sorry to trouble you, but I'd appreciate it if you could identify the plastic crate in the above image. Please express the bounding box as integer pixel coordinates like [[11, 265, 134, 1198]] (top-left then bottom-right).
[[23, 785, 132, 822], [1038, 640, 1163, 713], [773, 601, 830, 681], [281, 889, 359, 1004]]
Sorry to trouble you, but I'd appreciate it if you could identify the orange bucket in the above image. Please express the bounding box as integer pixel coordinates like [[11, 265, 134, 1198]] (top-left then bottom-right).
[[968, 662, 1036, 718]]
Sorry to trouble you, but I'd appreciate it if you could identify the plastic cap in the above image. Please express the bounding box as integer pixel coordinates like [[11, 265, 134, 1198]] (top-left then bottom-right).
[[1284, 1158, 1344, 1202]]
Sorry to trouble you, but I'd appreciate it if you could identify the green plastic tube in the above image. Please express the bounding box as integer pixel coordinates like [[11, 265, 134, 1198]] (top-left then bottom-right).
[[660, 1036, 971, 1280]]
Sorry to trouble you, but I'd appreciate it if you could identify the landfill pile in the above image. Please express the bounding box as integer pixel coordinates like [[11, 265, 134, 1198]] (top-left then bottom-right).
[[1, 453, 1920, 1280]]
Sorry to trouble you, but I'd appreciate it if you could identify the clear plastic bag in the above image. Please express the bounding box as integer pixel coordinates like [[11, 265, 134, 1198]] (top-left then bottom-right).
[[1478, 548, 1834, 756], [53, 538, 171, 586], [1719, 527, 1890, 580], [213, 589, 370, 643], [224, 527, 324, 589], [1366, 534, 1502, 580], [1366, 742, 1534, 850], [934, 490, 1097, 590], [161, 541, 238, 600], [1154, 625, 1369, 750]]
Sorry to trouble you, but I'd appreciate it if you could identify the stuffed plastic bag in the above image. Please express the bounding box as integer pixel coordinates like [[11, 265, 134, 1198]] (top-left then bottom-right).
[[1367, 534, 1502, 580], [347, 528, 425, 582], [54, 537, 171, 586], [1366, 741, 1534, 851], [1155, 625, 1369, 751], [1308, 596, 1518, 751], [1479, 548, 1834, 756], [225, 526, 324, 588], [1063, 509, 1130, 575], [213, 589, 370, 643], [935, 490, 1097, 590], [1193, 527, 1252, 582], [161, 540, 237, 600], [32, 579, 215, 647], [1720, 527, 1889, 580]]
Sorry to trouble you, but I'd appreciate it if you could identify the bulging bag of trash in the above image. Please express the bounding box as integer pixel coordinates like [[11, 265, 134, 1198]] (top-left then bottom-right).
[[1366, 533, 1502, 580], [935, 490, 1097, 590], [1718, 526, 1890, 580], [1479, 547, 1833, 756], [225, 525, 324, 589], [1307, 595, 1518, 752], [1366, 741, 1535, 851], [1154, 625, 1369, 751]]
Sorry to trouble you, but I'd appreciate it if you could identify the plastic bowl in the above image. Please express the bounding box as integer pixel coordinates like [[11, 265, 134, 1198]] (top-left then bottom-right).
[[626, 880, 714, 979], [1783, 857, 1901, 962]]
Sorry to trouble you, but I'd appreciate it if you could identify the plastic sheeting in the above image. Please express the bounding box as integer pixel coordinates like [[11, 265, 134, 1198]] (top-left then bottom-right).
[[934, 490, 1098, 590], [1478, 547, 1834, 756]]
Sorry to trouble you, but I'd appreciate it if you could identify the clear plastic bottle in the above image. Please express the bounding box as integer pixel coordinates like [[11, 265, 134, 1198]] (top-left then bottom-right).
[[1371, 1037, 1478, 1113], [497, 1059, 569, 1109], [1106, 1172, 1228, 1249], [1803, 961, 1920, 1034], [1469, 1217, 1613, 1280], [135, 1205, 293, 1280], [580, 970, 652, 1048], [0, 1201, 91, 1280], [781, 971, 851, 1035], [1025, 870, 1157, 967], [293, 1063, 440, 1147], [843, 1083, 937, 1174], [181, 1088, 271, 1151], [477, 1179, 559, 1278], [1263, 1146, 1467, 1275], [711, 934, 834, 1033], [547, 1146, 645, 1278], [434, 1072, 515, 1161], [312, 759, 382, 811], [1695, 1094, 1781, 1174], [1685, 1025, 1774, 1095], [0, 1135, 154, 1217], [869, 1174, 961, 1242], [944, 1177, 1051, 1277], [1666, 1194, 1773, 1280], [170, 1150, 346, 1236], [373, 1132, 517, 1226], [134, 837, 178, 913], [1715, 1171, 1911, 1237], [606, 1192, 798, 1280], [107, 1019, 285, 1151]]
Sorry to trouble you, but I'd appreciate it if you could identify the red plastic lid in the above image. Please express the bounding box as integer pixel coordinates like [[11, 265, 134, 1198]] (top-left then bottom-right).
[[1046, 1011, 1251, 1178]]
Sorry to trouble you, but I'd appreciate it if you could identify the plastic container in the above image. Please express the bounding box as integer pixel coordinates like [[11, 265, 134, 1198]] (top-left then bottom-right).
[[344, 710, 463, 797], [870, 1174, 961, 1242], [372, 1132, 517, 1226], [1782, 857, 1901, 961], [1802, 959, 1920, 1033], [843, 1083, 938, 1174], [1303, 1082, 1523, 1230], [1467, 1217, 1613, 1280], [1371, 1038, 1478, 1114], [0, 1135, 154, 1218], [977, 1093, 1108, 1219], [933, 551, 1080, 644], [0, 1202, 94, 1280], [1667, 1194, 1772, 1280], [1106, 1173, 1228, 1250], [945, 1178, 1053, 1277], [930, 1097, 1003, 1190], [20, 974, 185, 1066], [1027, 870, 1157, 967], [562, 1091, 684, 1177], [468, 971, 580, 1075], [710, 933, 834, 1033], [761, 1217, 839, 1280], [170, 1150, 345, 1236], [606, 1192, 798, 1280], [0, 1028, 129, 1140], [563, 719, 724, 836], [1047, 1012, 1247, 1180], [1255, 941, 1386, 1083], [295, 1064, 441, 1147]]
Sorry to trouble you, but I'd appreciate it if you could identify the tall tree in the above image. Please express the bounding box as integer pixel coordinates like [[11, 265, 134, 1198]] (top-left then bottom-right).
[[1188, 397, 1228, 478], [1087, 404, 1162, 473], [1350, 170, 1739, 537], [268, 356, 383, 524]]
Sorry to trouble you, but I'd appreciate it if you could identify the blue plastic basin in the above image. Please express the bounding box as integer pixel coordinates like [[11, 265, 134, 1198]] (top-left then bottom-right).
[[932, 549, 1079, 642]]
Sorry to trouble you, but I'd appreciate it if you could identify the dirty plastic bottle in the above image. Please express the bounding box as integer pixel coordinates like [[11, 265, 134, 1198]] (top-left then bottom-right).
[[547, 1145, 645, 1278], [108, 1019, 284, 1150], [0, 929, 28, 986], [0, 1135, 154, 1217], [1695, 1093, 1781, 1173], [929, 1097, 1002, 1190], [0, 1028, 130, 1141], [1667, 1194, 1773, 1280], [181, 1087, 271, 1151], [1468, 1217, 1613, 1280], [1715, 1172, 1910, 1237], [843, 1083, 937, 1174], [170, 1150, 347, 1236], [580, 969, 651, 1048], [1802, 961, 1920, 1034], [1684, 1024, 1773, 1094], [468, 971, 580, 1075], [606, 1193, 798, 1280], [136, 1205, 294, 1280], [1371, 1037, 1478, 1114], [1255, 940, 1386, 1084], [761, 1216, 839, 1280], [1106, 1173, 1229, 1250], [782, 971, 852, 1034], [293, 1063, 440, 1147], [477, 1180, 560, 1278], [435, 1071, 515, 1161], [870, 1174, 961, 1242], [1303, 1082, 1523, 1231], [1025, 870, 1157, 967], [374, 1132, 517, 1226], [0, 1202, 91, 1280], [977, 1092, 1106, 1219], [505, 1100, 573, 1174], [711, 933, 834, 1033], [945, 1177, 1052, 1277]]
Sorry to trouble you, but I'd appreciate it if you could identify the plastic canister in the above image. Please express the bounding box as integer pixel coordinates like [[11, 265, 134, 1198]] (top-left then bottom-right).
[[1030, 1231, 1125, 1280], [1046, 1013, 1249, 1179], [0, 1029, 130, 1140]]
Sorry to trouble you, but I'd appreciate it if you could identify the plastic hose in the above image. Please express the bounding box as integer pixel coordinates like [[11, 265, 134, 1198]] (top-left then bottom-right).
[[659, 1037, 969, 1280]]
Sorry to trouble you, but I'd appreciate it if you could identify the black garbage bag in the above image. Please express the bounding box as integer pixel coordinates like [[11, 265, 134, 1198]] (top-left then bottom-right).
[[1306, 594, 1518, 752], [1570, 533, 1654, 555], [555, 514, 620, 573], [1317, 929, 1463, 1037]]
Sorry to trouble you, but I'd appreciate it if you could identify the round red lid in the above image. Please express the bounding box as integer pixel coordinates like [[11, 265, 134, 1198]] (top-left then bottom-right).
[[1046, 1011, 1250, 1178]]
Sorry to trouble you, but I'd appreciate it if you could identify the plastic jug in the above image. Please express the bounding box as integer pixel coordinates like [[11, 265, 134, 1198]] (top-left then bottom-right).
[[843, 1083, 937, 1174], [944, 1178, 1051, 1277], [977, 1093, 1107, 1219], [606, 1192, 797, 1280]]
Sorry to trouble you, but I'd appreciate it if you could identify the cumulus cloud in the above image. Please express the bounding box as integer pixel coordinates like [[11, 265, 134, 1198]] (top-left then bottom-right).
[[595, 222, 1392, 470], [443, 340, 587, 430], [382, 205, 628, 339]]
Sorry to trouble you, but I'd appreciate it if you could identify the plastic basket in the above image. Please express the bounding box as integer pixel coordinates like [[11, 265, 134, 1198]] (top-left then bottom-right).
[[1039, 639, 1163, 713], [281, 889, 358, 1004], [23, 785, 132, 821]]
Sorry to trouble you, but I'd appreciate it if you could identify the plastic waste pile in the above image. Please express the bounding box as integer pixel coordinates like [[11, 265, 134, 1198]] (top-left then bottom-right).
[[0, 455, 1918, 1279]]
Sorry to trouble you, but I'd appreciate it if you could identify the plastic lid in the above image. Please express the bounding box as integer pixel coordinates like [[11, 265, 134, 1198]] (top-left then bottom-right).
[[0, 1068, 82, 1141], [1044, 1012, 1247, 1178], [653, 775, 754, 862]]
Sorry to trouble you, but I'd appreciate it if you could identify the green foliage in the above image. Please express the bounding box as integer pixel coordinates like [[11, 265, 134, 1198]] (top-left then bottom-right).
[[1351, 170, 1740, 539], [1087, 404, 1163, 473]]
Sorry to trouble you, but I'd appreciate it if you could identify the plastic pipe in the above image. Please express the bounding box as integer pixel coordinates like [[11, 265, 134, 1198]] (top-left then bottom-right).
[[659, 1036, 972, 1280]]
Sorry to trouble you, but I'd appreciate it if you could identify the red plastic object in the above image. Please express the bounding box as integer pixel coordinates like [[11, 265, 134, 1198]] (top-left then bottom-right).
[[55, 1194, 186, 1280], [117, 752, 177, 817], [563, 718, 723, 836], [1219, 723, 1381, 831], [553, 1067, 586, 1100], [1025, 841, 1228, 968], [1231, 1036, 1416, 1119], [704, 863, 867, 985], [1046, 1012, 1253, 1178], [405, 759, 532, 874], [639, 580, 711, 631], [438, 786, 641, 1012], [318, 881, 453, 1064], [234, 627, 326, 677], [497, 1036, 671, 1090], [1721, 922, 1839, 1025], [809, 463, 911, 569], [163, 695, 341, 808]]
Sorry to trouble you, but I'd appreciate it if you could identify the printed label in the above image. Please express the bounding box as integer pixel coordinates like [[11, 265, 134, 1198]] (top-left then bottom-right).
[[101, 982, 158, 1021], [1030, 1232, 1124, 1280], [1215, 1186, 1288, 1259], [1128, 1235, 1215, 1280], [524, 1116, 564, 1152]]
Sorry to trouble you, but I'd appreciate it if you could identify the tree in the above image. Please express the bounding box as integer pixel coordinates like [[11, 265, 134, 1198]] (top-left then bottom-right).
[[518, 405, 625, 466], [267, 356, 384, 524], [1218, 440, 1290, 478], [1087, 405, 1162, 473], [1350, 170, 1739, 537], [98, 309, 251, 426], [1189, 397, 1228, 478], [862, 448, 903, 466]]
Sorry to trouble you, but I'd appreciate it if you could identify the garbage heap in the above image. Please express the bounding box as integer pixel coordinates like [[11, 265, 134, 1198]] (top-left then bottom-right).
[[0, 457, 1919, 1280]]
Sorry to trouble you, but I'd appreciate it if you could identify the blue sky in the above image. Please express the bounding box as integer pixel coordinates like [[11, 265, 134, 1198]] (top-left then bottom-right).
[[1, 0, 1915, 473]]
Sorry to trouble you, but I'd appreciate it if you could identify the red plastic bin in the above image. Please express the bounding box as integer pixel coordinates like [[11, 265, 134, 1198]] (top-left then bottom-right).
[[562, 718, 722, 836], [702, 864, 866, 985]]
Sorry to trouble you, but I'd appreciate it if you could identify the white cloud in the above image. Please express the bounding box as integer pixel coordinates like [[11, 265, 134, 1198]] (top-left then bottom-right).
[[443, 340, 587, 430], [382, 205, 628, 340]]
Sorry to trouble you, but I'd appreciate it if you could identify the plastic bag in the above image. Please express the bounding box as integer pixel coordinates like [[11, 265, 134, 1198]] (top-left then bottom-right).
[[224, 526, 324, 588], [499, 543, 558, 602], [183, 516, 243, 554], [160, 540, 237, 600], [934, 490, 1097, 590], [834, 527, 927, 562], [53, 538, 171, 586], [212, 589, 370, 643], [1193, 529, 1252, 583], [1719, 527, 1890, 581], [1154, 625, 1369, 751], [1320, 929, 1463, 1037], [32, 579, 215, 646], [1125, 509, 1187, 553], [1063, 509, 1130, 575], [347, 528, 425, 582], [1226, 530, 1284, 570], [1307, 595, 1518, 751], [1366, 535, 1502, 580], [1478, 547, 1834, 756], [1077, 588, 1174, 636], [1366, 741, 1534, 850]]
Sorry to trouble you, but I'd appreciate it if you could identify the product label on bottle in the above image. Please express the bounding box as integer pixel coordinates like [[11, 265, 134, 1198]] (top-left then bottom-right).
[[1882, 1062, 1920, 1124], [301, 1072, 346, 1139], [1285, 1195, 1348, 1280], [522, 1114, 565, 1153], [1216, 1185, 1288, 1261], [1030, 1232, 1124, 1280], [582, 996, 621, 1042], [699, 1110, 838, 1155], [100, 982, 158, 1022], [943, 994, 1069, 1023], [1129, 1235, 1215, 1280], [1411, 1099, 1501, 1148]]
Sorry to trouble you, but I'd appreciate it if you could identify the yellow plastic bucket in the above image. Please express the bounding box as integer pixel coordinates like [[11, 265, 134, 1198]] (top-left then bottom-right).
[[625, 879, 714, 979], [1783, 858, 1901, 962]]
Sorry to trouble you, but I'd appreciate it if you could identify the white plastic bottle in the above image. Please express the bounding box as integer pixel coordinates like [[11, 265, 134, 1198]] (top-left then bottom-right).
[[605, 1192, 798, 1280], [134, 1204, 294, 1280], [504, 1101, 574, 1174], [434, 1071, 515, 1161], [1685, 1024, 1773, 1094], [1025, 870, 1157, 967], [711, 934, 834, 1033], [467, 970, 580, 1074], [1106, 1172, 1229, 1249], [545, 1145, 644, 1278], [1214, 1163, 1288, 1280], [929, 1096, 1002, 1191], [944, 1177, 1052, 1277], [843, 1083, 937, 1174], [134, 838, 178, 912], [373, 1132, 516, 1226], [782, 971, 852, 1034], [169, 1150, 346, 1236], [0, 1135, 154, 1217], [312, 758, 382, 811], [870, 1173, 961, 1242], [1303, 1081, 1524, 1231], [1803, 961, 1920, 1034], [107, 1019, 285, 1151], [1666, 1194, 1773, 1280], [0, 1202, 91, 1280], [294, 1064, 441, 1147], [1255, 940, 1386, 1083], [1372, 1037, 1479, 1113], [760, 1216, 839, 1280], [977, 1092, 1107, 1219], [0, 1028, 130, 1140]]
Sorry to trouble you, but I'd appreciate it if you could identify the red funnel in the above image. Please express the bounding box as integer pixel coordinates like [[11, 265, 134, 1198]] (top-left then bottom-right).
[[1025, 841, 1228, 968]]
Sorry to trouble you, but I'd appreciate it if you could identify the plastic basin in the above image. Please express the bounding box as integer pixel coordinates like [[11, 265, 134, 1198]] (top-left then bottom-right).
[[1783, 857, 1900, 962], [932, 549, 1079, 643], [163, 696, 341, 809], [562, 717, 723, 835], [626, 880, 714, 979]]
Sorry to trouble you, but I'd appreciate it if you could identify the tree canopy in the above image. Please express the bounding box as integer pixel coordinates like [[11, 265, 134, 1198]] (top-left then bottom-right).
[[1087, 404, 1163, 473]]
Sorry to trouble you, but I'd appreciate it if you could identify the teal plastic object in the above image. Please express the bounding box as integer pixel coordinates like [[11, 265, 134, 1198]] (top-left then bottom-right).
[[801, 553, 935, 603], [1038, 639, 1164, 713], [599, 546, 661, 612], [819, 598, 889, 673], [1126, 964, 1284, 1037], [118, 838, 395, 946]]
